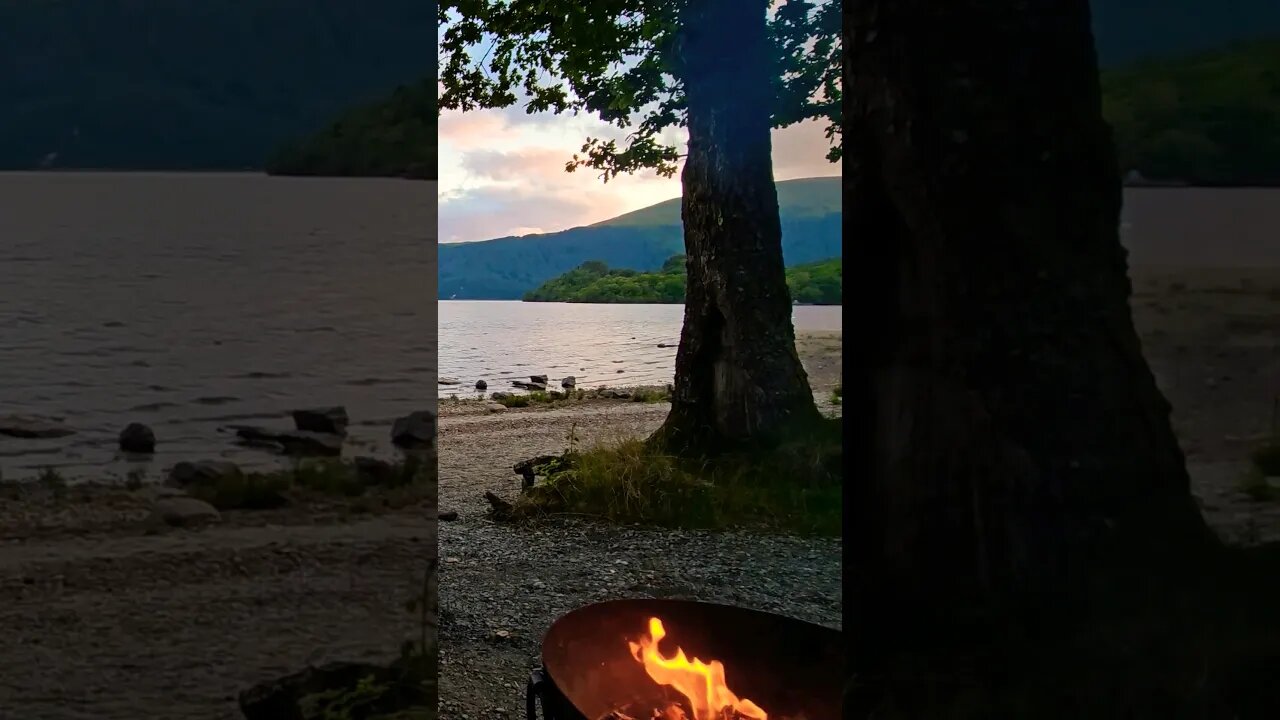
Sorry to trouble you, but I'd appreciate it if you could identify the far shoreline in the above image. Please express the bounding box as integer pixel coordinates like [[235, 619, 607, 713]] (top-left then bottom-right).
[[7, 169, 1280, 188]]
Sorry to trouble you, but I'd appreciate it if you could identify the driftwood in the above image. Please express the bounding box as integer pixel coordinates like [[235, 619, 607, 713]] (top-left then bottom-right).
[[514, 454, 560, 489], [484, 491, 514, 521]]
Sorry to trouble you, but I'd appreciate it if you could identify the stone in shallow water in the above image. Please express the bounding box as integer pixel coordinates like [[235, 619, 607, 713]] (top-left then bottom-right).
[[119, 422, 156, 453], [291, 406, 349, 434], [274, 431, 344, 457], [0, 414, 74, 439], [227, 425, 344, 457]]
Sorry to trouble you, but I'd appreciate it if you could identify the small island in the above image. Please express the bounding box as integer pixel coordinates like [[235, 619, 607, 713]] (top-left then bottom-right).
[[523, 255, 842, 304]]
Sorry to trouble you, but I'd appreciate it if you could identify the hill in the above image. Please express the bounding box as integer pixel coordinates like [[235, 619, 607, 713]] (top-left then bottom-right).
[[597, 176, 842, 228], [1091, 1, 1280, 67], [438, 177, 843, 300], [265, 79, 436, 179], [1102, 38, 1280, 185], [0, 0, 433, 170], [524, 256, 842, 305]]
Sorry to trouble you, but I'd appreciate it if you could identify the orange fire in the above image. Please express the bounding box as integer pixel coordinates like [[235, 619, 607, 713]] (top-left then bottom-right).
[[628, 617, 768, 720]]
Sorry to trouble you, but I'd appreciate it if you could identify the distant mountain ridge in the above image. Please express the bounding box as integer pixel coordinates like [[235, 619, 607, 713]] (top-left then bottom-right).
[[0, 0, 434, 170], [438, 177, 842, 300], [595, 177, 842, 228], [1, 1, 1275, 169]]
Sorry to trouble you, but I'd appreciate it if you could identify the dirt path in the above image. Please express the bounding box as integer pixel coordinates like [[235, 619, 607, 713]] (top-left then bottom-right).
[[0, 513, 436, 720]]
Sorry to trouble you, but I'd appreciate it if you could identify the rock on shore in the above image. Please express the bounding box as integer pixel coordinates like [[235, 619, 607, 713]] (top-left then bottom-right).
[[392, 411, 436, 449]]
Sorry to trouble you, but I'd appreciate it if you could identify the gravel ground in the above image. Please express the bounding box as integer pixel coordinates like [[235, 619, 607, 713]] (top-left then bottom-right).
[[436, 333, 845, 716], [0, 501, 437, 720]]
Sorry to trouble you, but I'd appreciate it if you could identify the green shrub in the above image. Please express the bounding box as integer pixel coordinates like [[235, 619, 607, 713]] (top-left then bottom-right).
[[1251, 438, 1280, 477]]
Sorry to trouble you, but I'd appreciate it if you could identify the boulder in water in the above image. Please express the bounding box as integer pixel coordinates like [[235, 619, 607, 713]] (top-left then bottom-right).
[[475, 379, 488, 391], [119, 422, 156, 453]]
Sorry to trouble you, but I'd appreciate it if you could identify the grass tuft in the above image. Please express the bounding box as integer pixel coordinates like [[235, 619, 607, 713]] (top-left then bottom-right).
[[187, 457, 434, 511], [629, 386, 671, 403], [511, 420, 842, 535], [187, 471, 291, 510], [493, 394, 531, 408]]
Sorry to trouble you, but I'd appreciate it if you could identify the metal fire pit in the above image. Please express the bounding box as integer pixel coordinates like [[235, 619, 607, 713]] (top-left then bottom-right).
[[526, 599, 843, 720]]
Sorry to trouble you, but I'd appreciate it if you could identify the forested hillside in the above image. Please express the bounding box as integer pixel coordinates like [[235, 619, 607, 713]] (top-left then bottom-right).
[[0, 0, 434, 170], [438, 178, 843, 299], [1102, 39, 1280, 185], [266, 79, 436, 179]]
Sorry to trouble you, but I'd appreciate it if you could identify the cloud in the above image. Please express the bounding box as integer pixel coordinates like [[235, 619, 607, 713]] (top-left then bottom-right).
[[437, 185, 603, 244], [773, 119, 839, 180], [438, 107, 840, 244], [459, 147, 571, 184]]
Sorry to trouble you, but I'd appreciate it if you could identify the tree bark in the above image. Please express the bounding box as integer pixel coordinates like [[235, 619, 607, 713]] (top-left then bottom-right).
[[653, 0, 824, 455], [845, 0, 1216, 662]]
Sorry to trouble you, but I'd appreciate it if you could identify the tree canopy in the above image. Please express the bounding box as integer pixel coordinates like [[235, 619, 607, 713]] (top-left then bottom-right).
[[437, 0, 842, 180]]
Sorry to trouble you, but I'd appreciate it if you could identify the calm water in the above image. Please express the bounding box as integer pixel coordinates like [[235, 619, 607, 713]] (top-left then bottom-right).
[[0, 172, 437, 481], [1121, 188, 1280, 267], [437, 187, 1280, 393], [6, 180, 1277, 481], [437, 302, 842, 392]]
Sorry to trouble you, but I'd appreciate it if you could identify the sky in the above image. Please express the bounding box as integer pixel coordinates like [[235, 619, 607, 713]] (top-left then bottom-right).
[[437, 108, 840, 244]]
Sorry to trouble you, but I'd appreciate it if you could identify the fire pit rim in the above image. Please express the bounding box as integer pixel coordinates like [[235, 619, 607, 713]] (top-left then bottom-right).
[[530, 597, 844, 720]]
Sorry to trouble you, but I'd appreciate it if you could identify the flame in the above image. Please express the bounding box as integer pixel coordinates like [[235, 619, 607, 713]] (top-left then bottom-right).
[[628, 617, 767, 720]]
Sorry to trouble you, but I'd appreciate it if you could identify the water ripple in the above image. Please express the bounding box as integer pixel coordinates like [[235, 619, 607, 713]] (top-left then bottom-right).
[[0, 172, 437, 481]]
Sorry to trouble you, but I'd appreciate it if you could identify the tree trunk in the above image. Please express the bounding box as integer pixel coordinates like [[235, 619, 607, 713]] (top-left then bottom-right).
[[653, 0, 823, 455], [845, 0, 1216, 663]]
